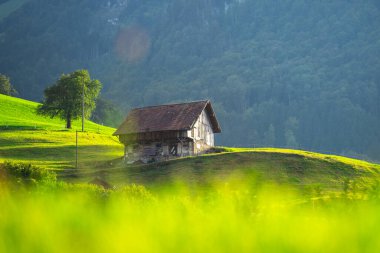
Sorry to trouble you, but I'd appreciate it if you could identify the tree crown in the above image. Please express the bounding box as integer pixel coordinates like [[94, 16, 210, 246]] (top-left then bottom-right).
[[37, 70, 102, 128]]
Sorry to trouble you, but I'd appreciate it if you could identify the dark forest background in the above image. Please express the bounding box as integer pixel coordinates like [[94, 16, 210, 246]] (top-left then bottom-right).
[[1, 0, 379, 161]]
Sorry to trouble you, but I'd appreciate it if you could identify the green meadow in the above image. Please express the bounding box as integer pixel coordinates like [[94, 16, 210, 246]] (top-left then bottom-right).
[[1, 94, 380, 252], [0, 94, 123, 169]]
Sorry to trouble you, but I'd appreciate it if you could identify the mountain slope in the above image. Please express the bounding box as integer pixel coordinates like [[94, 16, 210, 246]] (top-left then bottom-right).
[[0, 0, 379, 160]]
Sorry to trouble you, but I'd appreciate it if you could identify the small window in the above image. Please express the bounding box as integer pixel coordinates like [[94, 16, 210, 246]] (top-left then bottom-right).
[[169, 144, 177, 155]]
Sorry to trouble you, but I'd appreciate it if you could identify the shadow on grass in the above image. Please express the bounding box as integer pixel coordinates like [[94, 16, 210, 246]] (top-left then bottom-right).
[[0, 125, 45, 130], [0, 145, 122, 163]]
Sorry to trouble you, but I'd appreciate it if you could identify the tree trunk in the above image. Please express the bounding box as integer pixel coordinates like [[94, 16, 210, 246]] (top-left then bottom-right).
[[66, 113, 72, 129]]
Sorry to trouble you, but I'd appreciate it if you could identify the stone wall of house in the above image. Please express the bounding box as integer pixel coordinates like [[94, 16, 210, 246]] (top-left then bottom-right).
[[123, 139, 195, 164]]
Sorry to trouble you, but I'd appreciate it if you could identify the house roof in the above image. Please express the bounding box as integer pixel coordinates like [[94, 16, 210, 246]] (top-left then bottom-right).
[[113, 100, 221, 135]]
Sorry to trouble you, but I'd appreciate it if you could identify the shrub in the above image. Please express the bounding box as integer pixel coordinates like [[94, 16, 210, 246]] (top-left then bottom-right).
[[1, 162, 56, 186], [117, 184, 155, 202]]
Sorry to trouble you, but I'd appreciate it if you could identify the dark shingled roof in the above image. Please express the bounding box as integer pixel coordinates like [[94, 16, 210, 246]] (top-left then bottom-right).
[[113, 100, 221, 135]]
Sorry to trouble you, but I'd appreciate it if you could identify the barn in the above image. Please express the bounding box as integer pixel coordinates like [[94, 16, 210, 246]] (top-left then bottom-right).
[[113, 100, 221, 163]]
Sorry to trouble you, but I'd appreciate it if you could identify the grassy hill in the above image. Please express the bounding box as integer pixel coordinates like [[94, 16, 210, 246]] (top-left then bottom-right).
[[60, 147, 380, 193], [0, 94, 123, 169], [1, 93, 380, 192]]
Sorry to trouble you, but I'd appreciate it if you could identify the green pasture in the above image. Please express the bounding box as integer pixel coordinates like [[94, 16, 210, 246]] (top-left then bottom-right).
[[0, 94, 123, 169], [224, 147, 380, 171], [0, 94, 115, 133]]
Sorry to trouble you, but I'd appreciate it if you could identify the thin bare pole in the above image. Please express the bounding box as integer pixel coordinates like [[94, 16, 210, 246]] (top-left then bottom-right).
[[76, 130, 78, 169], [82, 82, 85, 132]]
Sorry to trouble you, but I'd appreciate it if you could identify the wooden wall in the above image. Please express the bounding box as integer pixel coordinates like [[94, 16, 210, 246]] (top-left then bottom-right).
[[118, 108, 216, 163]]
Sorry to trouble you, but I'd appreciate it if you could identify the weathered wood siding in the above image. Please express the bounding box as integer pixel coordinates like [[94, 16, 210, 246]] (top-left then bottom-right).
[[119, 108, 216, 163], [118, 130, 187, 144], [189, 109, 214, 154]]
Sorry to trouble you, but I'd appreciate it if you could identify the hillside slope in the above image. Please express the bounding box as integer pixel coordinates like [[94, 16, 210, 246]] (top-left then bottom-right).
[[0, 94, 123, 169], [60, 147, 380, 193], [1, 94, 379, 192]]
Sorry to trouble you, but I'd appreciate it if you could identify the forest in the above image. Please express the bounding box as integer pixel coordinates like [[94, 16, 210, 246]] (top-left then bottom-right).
[[0, 0, 379, 161]]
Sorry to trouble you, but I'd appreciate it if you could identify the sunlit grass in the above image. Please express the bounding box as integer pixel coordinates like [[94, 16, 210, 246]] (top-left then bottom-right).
[[0, 130, 122, 169], [0, 94, 115, 134], [61, 149, 379, 193], [0, 94, 123, 169], [222, 147, 380, 172], [1, 177, 380, 253]]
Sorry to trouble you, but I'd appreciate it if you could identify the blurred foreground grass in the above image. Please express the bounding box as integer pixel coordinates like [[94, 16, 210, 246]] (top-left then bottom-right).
[[1, 163, 380, 253]]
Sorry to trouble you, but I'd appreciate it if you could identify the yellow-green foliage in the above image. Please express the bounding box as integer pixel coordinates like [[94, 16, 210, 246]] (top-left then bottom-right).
[[0, 94, 123, 169], [1, 161, 56, 183], [1, 178, 380, 253]]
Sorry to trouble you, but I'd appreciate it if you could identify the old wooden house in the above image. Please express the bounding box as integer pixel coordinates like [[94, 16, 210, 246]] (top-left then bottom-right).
[[113, 100, 221, 163]]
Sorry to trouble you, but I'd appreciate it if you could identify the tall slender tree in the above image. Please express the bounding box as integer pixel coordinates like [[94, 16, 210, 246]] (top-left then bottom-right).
[[37, 70, 102, 129], [0, 74, 18, 96]]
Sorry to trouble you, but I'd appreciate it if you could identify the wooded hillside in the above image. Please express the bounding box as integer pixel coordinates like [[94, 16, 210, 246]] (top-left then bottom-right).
[[0, 0, 379, 161]]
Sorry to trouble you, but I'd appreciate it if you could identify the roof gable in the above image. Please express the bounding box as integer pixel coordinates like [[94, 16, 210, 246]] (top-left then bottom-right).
[[113, 100, 221, 135]]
